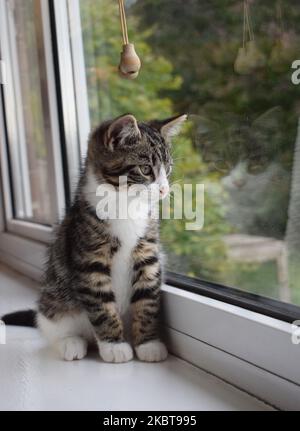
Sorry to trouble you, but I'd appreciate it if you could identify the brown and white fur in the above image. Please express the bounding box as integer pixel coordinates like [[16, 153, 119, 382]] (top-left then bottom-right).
[[4, 114, 187, 363]]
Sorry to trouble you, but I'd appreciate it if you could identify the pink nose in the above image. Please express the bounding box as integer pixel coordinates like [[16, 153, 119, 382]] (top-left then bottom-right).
[[159, 185, 169, 197], [233, 179, 246, 188]]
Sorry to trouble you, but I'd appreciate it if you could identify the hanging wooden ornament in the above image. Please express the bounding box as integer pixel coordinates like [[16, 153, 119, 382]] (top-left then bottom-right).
[[118, 0, 141, 79], [234, 0, 266, 75], [246, 40, 266, 68], [269, 1, 297, 72]]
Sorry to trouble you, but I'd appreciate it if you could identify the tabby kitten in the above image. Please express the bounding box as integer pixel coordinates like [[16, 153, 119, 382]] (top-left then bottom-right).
[[4, 114, 187, 363], [221, 161, 290, 238]]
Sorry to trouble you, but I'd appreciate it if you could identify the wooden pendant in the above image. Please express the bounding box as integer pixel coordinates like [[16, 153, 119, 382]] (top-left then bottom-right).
[[118, 43, 141, 80]]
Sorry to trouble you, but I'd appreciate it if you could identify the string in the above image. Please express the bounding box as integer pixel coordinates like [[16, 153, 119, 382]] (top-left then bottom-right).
[[246, 0, 255, 41], [243, 1, 246, 48], [244, 0, 254, 43], [118, 0, 129, 45], [118, 0, 126, 44], [277, 0, 284, 36], [122, 1, 129, 44]]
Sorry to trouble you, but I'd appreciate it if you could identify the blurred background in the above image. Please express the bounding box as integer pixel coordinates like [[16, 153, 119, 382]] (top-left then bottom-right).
[[79, 0, 300, 304]]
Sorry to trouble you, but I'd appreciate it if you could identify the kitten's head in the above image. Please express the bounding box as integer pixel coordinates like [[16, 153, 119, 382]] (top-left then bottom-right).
[[88, 114, 187, 198], [194, 107, 287, 180], [222, 160, 287, 193]]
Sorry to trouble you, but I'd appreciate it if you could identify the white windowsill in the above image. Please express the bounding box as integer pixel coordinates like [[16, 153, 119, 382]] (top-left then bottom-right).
[[162, 285, 300, 410], [0, 263, 272, 411]]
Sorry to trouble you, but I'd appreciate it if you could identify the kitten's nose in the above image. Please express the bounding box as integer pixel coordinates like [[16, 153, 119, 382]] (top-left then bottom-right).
[[233, 178, 246, 188], [159, 184, 169, 199]]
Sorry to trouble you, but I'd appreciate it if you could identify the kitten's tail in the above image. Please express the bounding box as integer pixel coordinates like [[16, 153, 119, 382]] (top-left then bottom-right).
[[1, 310, 37, 328]]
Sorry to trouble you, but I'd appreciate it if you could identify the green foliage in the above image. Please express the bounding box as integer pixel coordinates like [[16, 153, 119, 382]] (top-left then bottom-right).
[[161, 124, 233, 281], [131, 0, 300, 299], [80, 0, 300, 301], [79, 0, 235, 282], [80, 0, 181, 126], [133, 0, 300, 164]]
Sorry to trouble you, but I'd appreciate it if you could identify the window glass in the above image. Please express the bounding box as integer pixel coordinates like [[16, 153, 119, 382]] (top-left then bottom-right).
[[79, 0, 300, 305], [5, 0, 56, 225]]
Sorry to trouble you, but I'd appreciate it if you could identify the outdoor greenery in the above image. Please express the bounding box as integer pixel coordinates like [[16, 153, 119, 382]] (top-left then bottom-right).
[[80, 0, 300, 304]]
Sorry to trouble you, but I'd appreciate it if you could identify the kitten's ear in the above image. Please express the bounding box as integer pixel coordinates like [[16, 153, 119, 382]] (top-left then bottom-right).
[[152, 114, 187, 141], [106, 114, 140, 151]]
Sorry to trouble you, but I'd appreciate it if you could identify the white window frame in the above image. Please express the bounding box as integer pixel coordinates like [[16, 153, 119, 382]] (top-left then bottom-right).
[[51, 0, 90, 195], [0, 0, 299, 411], [162, 285, 300, 410], [0, 0, 65, 244]]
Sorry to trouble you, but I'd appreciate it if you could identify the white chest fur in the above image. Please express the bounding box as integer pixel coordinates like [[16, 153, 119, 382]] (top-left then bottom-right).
[[84, 170, 149, 315], [109, 216, 148, 315]]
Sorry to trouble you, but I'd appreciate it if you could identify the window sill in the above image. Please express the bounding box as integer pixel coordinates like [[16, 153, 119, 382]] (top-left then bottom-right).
[[0, 263, 272, 411], [162, 285, 300, 410], [0, 247, 299, 410], [0, 231, 46, 281]]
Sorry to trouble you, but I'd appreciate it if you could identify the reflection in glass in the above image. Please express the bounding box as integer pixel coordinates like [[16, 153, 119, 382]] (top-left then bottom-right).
[[79, 0, 300, 305]]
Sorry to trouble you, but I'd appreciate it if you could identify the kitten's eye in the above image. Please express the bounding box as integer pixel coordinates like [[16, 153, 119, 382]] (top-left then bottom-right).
[[214, 160, 230, 173], [140, 165, 152, 176]]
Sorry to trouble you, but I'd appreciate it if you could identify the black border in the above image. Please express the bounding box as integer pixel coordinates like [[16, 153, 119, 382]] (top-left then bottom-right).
[[0, 84, 16, 220], [166, 271, 300, 323], [48, 0, 71, 209]]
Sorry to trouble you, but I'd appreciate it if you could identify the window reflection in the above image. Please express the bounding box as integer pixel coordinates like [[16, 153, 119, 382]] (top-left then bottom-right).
[[79, 0, 300, 305]]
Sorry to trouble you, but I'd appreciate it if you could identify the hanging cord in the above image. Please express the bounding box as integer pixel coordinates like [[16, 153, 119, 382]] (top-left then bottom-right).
[[243, 1, 247, 48], [118, 0, 129, 45], [246, 1, 255, 41], [276, 0, 284, 36], [243, 0, 254, 45], [117, 0, 141, 79]]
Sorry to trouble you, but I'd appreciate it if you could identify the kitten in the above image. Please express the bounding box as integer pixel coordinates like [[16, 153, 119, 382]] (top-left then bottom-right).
[[222, 161, 290, 238], [193, 107, 290, 238], [3, 113, 187, 363]]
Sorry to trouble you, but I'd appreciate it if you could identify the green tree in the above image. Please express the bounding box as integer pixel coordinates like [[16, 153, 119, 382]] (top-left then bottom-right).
[[80, 0, 233, 282], [132, 0, 300, 294], [80, 0, 300, 293], [80, 0, 181, 126], [133, 0, 300, 175]]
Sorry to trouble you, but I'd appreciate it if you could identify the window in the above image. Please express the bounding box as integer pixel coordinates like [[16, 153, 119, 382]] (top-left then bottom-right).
[[0, 0, 299, 409], [76, 0, 300, 308], [0, 0, 65, 241], [1, 0, 299, 313]]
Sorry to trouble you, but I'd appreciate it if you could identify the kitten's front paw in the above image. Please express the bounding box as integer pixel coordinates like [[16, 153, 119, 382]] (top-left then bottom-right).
[[135, 340, 168, 362], [98, 341, 133, 363], [55, 336, 88, 361]]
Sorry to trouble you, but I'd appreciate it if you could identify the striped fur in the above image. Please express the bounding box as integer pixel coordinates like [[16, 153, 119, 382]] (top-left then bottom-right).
[[37, 114, 187, 363]]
